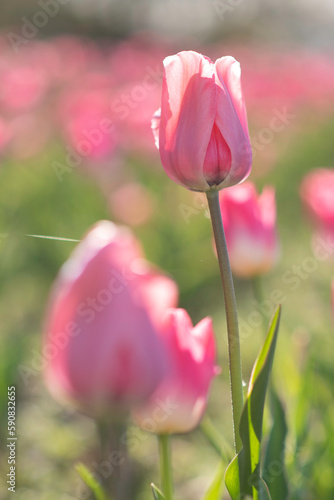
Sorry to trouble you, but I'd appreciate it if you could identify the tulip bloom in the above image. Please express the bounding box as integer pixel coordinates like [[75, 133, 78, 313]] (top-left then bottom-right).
[[133, 309, 218, 434], [59, 89, 117, 162], [300, 168, 334, 237], [43, 220, 178, 417], [0, 63, 48, 112], [152, 51, 252, 192], [218, 182, 279, 278]]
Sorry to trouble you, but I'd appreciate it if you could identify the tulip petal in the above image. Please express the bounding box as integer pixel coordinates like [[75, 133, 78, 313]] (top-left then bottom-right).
[[192, 317, 216, 364], [133, 308, 217, 434], [134, 269, 179, 328], [151, 108, 161, 149], [215, 57, 249, 138], [214, 57, 252, 188], [203, 124, 232, 186]]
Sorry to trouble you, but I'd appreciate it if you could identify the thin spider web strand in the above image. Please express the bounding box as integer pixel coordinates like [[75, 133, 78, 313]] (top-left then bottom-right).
[[0, 233, 80, 243], [25, 234, 81, 242]]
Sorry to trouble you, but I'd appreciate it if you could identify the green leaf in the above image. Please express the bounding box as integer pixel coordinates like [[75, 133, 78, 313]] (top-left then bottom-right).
[[75, 462, 108, 500], [263, 389, 289, 500], [200, 416, 234, 463], [151, 483, 165, 500], [258, 477, 272, 500], [225, 306, 281, 500], [202, 462, 225, 500]]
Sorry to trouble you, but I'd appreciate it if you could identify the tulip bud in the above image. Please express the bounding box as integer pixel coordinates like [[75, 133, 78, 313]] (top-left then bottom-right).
[[218, 182, 279, 278], [43, 220, 178, 417], [133, 309, 219, 434], [153, 50, 252, 192], [300, 168, 334, 238]]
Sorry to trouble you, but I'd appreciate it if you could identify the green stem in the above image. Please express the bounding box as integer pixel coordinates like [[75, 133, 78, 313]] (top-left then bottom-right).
[[158, 434, 173, 500], [97, 419, 128, 499], [206, 189, 243, 453], [97, 420, 111, 462]]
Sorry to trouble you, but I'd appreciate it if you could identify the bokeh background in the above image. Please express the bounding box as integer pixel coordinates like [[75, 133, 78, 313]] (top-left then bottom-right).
[[1, 1, 334, 499]]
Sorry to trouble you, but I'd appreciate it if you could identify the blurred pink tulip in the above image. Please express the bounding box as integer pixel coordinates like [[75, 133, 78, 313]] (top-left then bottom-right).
[[153, 50, 252, 192], [133, 308, 218, 434], [115, 82, 161, 157], [59, 89, 117, 163], [218, 182, 279, 278], [43, 220, 178, 417], [109, 182, 154, 226], [109, 35, 167, 85], [0, 64, 47, 113], [300, 168, 334, 238]]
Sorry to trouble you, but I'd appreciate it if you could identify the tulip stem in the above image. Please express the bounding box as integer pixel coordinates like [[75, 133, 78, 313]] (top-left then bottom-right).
[[206, 189, 244, 453], [97, 419, 129, 498], [158, 434, 173, 500]]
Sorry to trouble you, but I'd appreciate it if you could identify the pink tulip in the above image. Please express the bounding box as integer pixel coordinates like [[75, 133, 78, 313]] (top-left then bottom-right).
[[300, 168, 334, 238], [218, 182, 279, 278], [153, 51, 252, 192], [109, 183, 154, 227], [133, 308, 218, 434], [115, 82, 161, 157], [43, 220, 178, 417], [59, 88, 117, 163], [0, 63, 48, 113]]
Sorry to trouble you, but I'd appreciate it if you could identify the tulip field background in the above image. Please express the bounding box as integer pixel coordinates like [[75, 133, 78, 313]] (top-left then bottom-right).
[[1, 2, 334, 499]]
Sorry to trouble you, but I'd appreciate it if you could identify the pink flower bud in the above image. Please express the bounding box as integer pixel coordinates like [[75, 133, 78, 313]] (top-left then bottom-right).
[[300, 168, 334, 238], [218, 182, 279, 278], [133, 309, 219, 434], [153, 51, 252, 192], [43, 221, 178, 417]]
